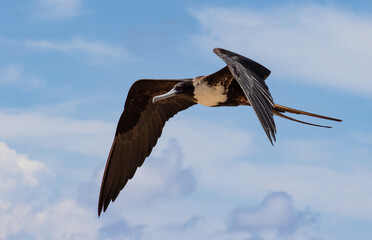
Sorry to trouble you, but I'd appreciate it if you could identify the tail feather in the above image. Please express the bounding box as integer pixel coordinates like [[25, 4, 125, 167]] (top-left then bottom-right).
[[274, 104, 342, 127]]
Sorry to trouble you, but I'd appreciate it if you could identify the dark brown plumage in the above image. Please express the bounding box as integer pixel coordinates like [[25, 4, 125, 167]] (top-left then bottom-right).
[[98, 80, 195, 215], [98, 48, 341, 216]]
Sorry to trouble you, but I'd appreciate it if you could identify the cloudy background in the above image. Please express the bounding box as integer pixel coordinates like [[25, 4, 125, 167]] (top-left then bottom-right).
[[1, 0, 372, 239]]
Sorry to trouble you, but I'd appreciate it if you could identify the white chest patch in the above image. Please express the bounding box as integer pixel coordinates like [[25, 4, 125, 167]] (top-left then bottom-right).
[[193, 83, 227, 106]]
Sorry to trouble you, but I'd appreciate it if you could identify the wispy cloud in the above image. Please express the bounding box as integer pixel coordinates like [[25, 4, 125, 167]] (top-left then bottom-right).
[[191, 5, 372, 96], [159, 117, 257, 164], [0, 65, 44, 89], [228, 192, 319, 240], [99, 219, 145, 240], [166, 215, 203, 232], [25, 37, 127, 64], [35, 0, 84, 20], [0, 110, 114, 156]]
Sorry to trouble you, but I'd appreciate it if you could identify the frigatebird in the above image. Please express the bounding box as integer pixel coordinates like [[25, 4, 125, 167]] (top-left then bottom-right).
[[98, 48, 341, 216]]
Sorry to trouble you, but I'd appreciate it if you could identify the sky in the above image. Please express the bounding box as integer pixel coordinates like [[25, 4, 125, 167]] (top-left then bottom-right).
[[1, 0, 372, 239]]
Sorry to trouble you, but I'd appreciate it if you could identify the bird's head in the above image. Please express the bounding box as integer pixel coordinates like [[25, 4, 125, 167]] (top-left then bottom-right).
[[152, 81, 195, 104]]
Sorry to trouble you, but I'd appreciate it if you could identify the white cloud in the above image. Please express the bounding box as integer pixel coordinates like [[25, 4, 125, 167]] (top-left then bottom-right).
[[0, 65, 44, 89], [191, 5, 372, 96], [0, 111, 114, 156], [0, 199, 100, 239], [0, 142, 49, 190], [0, 142, 143, 240], [25, 37, 126, 64], [35, 0, 84, 19], [28, 199, 100, 240], [0, 142, 54, 207], [228, 192, 319, 240]]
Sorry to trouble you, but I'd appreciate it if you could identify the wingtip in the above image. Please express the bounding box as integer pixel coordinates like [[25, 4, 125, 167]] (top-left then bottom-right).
[[264, 128, 276, 146], [269, 135, 276, 146], [98, 206, 102, 217], [213, 48, 227, 57], [98, 200, 105, 217], [213, 48, 221, 53], [98, 196, 110, 217], [97, 203, 108, 217]]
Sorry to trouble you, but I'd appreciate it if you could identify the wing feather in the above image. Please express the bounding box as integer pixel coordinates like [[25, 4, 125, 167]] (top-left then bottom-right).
[[98, 79, 195, 216], [214, 48, 276, 144]]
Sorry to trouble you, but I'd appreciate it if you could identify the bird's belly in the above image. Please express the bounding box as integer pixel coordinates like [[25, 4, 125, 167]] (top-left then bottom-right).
[[194, 83, 227, 107]]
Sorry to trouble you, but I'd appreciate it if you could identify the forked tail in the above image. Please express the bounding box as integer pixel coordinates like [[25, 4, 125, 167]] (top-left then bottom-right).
[[274, 104, 342, 128]]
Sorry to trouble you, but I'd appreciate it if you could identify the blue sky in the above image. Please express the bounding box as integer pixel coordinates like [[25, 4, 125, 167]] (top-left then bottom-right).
[[1, 0, 372, 239]]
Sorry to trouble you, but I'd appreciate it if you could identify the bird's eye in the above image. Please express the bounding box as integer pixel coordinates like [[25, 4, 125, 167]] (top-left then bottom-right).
[[175, 85, 183, 91]]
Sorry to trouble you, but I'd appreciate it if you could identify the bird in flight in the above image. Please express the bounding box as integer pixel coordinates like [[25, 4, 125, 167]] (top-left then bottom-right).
[[98, 48, 341, 216]]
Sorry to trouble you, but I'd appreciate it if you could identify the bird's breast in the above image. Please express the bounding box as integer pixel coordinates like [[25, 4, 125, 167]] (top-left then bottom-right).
[[193, 82, 228, 107]]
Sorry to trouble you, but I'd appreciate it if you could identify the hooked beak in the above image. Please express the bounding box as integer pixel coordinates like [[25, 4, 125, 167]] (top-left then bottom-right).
[[152, 88, 178, 104]]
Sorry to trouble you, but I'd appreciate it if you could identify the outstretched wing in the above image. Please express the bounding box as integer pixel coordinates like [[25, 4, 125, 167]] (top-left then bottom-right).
[[98, 79, 196, 216], [213, 48, 276, 144]]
